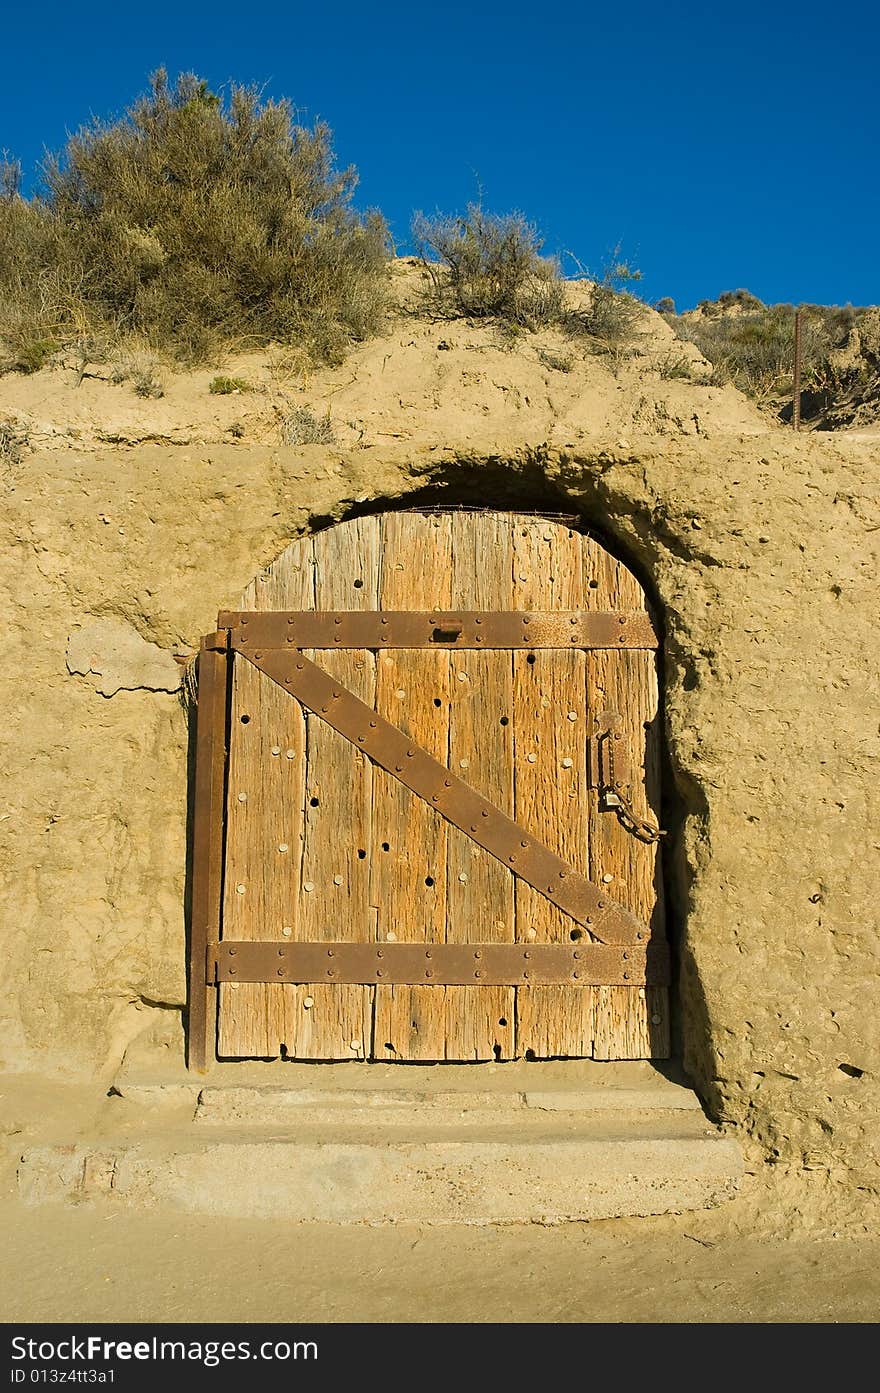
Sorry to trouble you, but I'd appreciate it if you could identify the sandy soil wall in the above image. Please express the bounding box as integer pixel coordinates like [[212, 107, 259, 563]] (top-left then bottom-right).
[[2, 419, 877, 1198]]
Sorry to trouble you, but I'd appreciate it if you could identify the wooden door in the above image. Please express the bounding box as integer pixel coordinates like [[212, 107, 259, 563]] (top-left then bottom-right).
[[201, 510, 668, 1063]]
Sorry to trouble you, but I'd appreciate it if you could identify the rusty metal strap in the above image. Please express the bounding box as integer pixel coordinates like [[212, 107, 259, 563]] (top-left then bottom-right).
[[209, 940, 669, 986], [237, 646, 647, 946], [221, 609, 658, 650]]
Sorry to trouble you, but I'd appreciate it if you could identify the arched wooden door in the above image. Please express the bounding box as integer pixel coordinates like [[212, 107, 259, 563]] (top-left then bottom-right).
[[189, 510, 669, 1066]]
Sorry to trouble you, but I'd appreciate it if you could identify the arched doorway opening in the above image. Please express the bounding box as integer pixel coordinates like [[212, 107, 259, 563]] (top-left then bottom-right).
[[189, 508, 668, 1067]]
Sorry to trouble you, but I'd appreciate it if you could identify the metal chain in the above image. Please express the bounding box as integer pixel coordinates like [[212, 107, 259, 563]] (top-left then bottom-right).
[[605, 732, 666, 845]]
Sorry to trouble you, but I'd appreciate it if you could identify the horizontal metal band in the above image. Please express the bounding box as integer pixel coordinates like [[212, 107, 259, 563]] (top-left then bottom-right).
[[238, 647, 646, 945], [209, 941, 670, 986], [220, 609, 658, 650]]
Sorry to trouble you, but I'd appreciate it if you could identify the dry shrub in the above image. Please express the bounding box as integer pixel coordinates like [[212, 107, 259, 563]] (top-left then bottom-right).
[[0, 73, 389, 372], [673, 298, 834, 398], [413, 205, 566, 329], [281, 405, 335, 445]]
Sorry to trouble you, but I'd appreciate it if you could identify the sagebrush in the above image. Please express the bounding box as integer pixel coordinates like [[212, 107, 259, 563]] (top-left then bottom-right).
[[0, 72, 389, 372]]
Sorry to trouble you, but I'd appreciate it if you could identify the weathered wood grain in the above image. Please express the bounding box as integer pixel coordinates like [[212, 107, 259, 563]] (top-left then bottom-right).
[[444, 512, 515, 1060], [373, 513, 452, 1060], [584, 536, 669, 1058]]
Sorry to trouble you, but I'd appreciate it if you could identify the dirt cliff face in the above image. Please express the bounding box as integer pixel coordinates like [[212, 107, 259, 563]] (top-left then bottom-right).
[[1, 272, 877, 1210]]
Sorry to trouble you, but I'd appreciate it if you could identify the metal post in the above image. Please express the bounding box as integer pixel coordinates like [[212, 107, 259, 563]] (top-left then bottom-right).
[[792, 308, 803, 431]]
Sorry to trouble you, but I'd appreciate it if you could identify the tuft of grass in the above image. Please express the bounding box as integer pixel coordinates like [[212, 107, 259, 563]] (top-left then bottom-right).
[[0, 71, 389, 373], [281, 405, 335, 445], [0, 418, 29, 463], [209, 375, 251, 395], [537, 347, 574, 372], [13, 337, 60, 373], [657, 349, 693, 380], [413, 205, 566, 329], [566, 255, 643, 345]]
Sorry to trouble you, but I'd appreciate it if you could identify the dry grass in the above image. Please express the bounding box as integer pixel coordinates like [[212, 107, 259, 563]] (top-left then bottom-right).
[[0, 72, 389, 375], [671, 298, 836, 398], [413, 205, 566, 329], [280, 404, 335, 445]]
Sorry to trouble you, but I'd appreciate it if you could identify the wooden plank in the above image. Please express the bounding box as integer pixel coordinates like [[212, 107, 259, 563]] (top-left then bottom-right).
[[584, 537, 669, 1059], [444, 511, 515, 1060], [511, 518, 593, 1057], [217, 536, 313, 1058], [373, 513, 453, 1060], [291, 517, 379, 1058], [187, 640, 226, 1071]]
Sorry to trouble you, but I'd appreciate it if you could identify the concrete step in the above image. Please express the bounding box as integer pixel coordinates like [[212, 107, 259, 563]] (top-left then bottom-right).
[[17, 1050, 742, 1223]]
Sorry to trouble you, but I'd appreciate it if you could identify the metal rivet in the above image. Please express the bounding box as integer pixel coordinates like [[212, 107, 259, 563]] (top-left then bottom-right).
[[527, 753, 537, 763], [277, 967, 285, 977], [475, 617, 482, 625], [637, 931, 645, 940], [321, 705, 329, 713], [228, 948, 237, 957], [254, 652, 263, 660], [395, 763, 404, 772], [295, 662, 304, 670], [386, 931, 397, 942], [282, 926, 292, 937], [376, 949, 384, 959], [562, 757, 573, 769], [481, 810, 489, 818], [459, 872, 468, 883], [623, 971, 631, 980], [333, 873, 344, 886], [573, 950, 581, 960], [287, 617, 295, 624], [357, 735, 366, 743], [303, 881, 314, 892], [520, 840, 528, 848], [474, 970, 483, 979], [597, 901, 606, 910], [425, 970, 434, 979], [652, 1014, 662, 1025], [567, 711, 578, 721], [303, 996, 314, 1008], [547, 885, 555, 893], [235, 883, 246, 894], [237, 792, 247, 803], [569, 616, 578, 626], [285, 749, 295, 759], [350, 1039, 362, 1051], [228, 966, 237, 976], [406, 749, 415, 758], [523, 951, 532, 960], [376, 970, 384, 978], [271, 746, 281, 756], [334, 618, 341, 625], [459, 758, 470, 769], [573, 971, 580, 980], [618, 615, 626, 624], [474, 950, 482, 959], [380, 617, 388, 625], [623, 951, 630, 960], [523, 971, 530, 981], [327, 949, 334, 957], [425, 950, 433, 958], [508, 855, 516, 864], [327, 969, 335, 977], [444, 779, 452, 788], [602, 873, 614, 883], [278, 843, 289, 853]]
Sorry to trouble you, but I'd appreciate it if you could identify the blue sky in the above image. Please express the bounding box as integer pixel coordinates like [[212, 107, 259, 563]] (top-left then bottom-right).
[[2, 1, 877, 309]]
